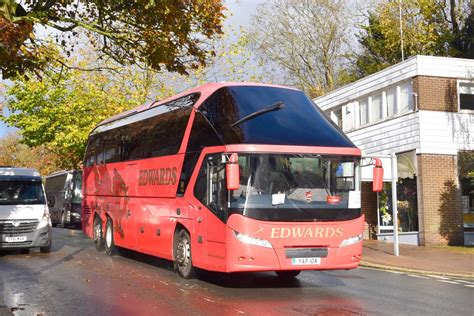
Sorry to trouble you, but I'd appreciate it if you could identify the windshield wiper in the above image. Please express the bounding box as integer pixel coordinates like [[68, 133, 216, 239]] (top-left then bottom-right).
[[230, 102, 285, 127]]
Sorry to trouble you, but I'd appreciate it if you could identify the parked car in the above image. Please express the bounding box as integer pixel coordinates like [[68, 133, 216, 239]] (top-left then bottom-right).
[[44, 170, 82, 228], [0, 167, 52, 253]]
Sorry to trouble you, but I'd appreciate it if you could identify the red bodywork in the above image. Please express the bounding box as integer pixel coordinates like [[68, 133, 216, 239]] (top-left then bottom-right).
[[82, 83, 364, 273]]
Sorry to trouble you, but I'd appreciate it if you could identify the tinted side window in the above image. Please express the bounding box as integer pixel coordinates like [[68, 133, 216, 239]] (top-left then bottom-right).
[[84, 135, 101, 166], [142, 108, 191, 158], [187, 112, 222, 152], [84, 107, 192, 165], [177, 112, 223, 195]]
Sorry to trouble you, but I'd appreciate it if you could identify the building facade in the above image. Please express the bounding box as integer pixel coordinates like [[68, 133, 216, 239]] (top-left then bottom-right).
[[315, 55, 474, 246]]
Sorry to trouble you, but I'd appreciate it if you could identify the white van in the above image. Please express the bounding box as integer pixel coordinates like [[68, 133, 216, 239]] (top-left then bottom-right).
[[0, 167, 52, 253]]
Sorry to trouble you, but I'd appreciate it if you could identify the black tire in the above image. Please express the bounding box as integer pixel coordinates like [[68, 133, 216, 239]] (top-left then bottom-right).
[[175, 229, 195, 279], [93, 216, 104, 251], [60, 210, 67, 227], [20, 248, 30, 254], [275, 270, 301, 279], [40, 242, 51, 253], [104, 218, 117, 256]]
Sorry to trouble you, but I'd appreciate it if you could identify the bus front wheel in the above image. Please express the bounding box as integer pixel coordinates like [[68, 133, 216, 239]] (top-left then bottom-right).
[[94, 216, 104, 251], [275, 270, 301, 279], [104, 218, 117, 256], [175, 229, 195, 279]]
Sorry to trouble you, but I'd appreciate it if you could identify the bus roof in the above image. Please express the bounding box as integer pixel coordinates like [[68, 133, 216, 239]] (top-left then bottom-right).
[[96, 82, 299, 128]]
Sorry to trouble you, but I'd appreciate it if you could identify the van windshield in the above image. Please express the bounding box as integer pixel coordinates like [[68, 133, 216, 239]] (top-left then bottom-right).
[[0, 181, 46, 205], [72, 172, 83, 204]]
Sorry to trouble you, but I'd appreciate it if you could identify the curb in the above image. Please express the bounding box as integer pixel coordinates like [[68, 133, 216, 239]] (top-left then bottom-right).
[[360, 261, 474, 280]]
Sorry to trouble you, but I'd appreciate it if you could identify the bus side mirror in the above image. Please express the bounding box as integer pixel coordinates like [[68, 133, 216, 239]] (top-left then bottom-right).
[[372, 158, 383, 192], [226, 153, 240, 190]]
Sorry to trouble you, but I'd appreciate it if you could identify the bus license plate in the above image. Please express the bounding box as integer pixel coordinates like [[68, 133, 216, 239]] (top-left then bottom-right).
[[292, 257, 321, 265], [5, 236, 27, 243]]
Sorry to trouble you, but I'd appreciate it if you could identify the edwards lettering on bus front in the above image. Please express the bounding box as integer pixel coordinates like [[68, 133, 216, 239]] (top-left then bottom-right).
[[270, 227, 344, 238], [138, 168, 177, 186]]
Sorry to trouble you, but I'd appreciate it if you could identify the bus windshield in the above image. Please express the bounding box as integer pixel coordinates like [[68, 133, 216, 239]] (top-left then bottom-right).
[[0, 180, 46, 205], [228, 154, 360, 222]]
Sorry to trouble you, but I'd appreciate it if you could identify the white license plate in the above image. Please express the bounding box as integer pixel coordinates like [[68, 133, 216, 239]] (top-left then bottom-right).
[[291, 257, 321, 265], [5, 236, 27, 243]]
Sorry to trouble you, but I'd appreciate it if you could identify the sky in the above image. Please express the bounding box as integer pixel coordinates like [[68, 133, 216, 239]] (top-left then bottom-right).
[[0, 0, 265, 138]]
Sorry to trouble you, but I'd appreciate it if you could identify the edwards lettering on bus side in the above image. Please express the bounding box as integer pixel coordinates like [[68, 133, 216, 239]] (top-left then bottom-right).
[[138, 168, 177, 186]]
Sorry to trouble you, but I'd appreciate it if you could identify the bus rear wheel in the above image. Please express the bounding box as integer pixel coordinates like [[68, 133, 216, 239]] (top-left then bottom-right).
[[175, 229, 195, 279], [94, 216, 104, 251], [104, 218, 117, 256], [275, 270, 301, 279]]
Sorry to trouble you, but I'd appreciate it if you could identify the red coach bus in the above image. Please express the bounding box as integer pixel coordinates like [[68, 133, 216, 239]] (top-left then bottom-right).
[[82, 83, 382, 279]]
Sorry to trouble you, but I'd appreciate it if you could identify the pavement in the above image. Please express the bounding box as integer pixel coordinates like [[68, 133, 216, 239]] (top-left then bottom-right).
[[361, 240, 474, 279]]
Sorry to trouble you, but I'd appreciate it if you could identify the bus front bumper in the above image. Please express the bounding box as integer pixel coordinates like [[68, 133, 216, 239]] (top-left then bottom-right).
[[225, 240, 362, 273]]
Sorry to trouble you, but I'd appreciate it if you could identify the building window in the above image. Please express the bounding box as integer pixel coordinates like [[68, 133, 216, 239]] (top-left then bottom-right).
[[371, 94, 383, 123], [459, 81, 474, 111], [359, 99, 368, 126], [330, 107, 342, 128], [386, 87, 397, 117], [342, 102, 356, 131], [378, 151, 418, 233], [400, 82, 413, 113]]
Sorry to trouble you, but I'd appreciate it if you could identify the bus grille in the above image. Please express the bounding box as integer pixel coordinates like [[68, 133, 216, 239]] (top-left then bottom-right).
[[0, 220, 39, 236]]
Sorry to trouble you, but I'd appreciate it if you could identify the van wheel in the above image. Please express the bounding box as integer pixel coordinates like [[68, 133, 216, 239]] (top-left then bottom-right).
[[20, 248, 29, 254], [40, 242, 51, 253], [175, 229, 195, 279], [104, 218, 117, 256], [93, 216, 104, 251], [275, 270, 301, 279]]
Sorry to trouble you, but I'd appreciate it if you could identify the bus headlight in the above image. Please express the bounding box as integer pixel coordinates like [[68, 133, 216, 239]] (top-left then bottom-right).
[[38, 206, 52, 229], [339, 234, 363, 247], [234, 231, 273, 248]]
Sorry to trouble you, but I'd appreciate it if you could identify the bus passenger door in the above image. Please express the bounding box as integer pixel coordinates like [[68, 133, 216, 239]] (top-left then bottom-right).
[[203, 158, 227, 270]]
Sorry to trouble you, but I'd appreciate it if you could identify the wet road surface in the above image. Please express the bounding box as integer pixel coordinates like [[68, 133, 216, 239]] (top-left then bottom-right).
[[1, 228, 473, 315]]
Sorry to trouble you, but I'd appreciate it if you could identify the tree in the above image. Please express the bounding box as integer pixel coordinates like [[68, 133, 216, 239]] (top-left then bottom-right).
[[0, 133, 60, 175], [355, 0, 473, 77], [2, 33, 261, 168], [0, 0, 225, 79], [248, 0, 352, 97], [2, 54, 163, 168]]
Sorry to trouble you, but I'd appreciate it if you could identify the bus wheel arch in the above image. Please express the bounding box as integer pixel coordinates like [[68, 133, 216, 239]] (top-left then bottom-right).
[[173, 224, 195, 279]]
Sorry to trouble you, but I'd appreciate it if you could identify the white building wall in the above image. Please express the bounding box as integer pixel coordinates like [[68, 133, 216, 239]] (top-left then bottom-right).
[[418, 110, 474, 155], [346, 112, 420, 155]]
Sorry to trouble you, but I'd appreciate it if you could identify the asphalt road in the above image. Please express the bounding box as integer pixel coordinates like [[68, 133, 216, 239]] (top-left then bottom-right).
[[0, 228, 473, 316]]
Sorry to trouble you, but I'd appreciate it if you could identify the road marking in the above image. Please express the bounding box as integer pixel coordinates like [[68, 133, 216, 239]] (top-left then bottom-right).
[[407, 274, 430, 279], [428, 275, 449, 279], [464, 284, 474, 288], [454, 280, 474, 285], [437, 280, 460, 284]]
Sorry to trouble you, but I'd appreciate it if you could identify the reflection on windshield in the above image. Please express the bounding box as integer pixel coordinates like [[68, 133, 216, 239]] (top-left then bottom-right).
[[230, 154, 358, 212], [0, 181, 46, 205]]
